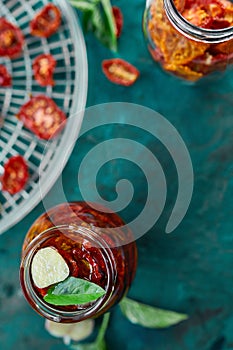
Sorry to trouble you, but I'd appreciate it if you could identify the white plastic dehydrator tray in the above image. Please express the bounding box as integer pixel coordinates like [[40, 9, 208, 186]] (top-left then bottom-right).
[[0, 0, 87, 234]]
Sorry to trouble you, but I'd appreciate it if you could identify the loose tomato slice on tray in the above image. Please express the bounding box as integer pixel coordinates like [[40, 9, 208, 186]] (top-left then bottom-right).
[[0, 65, 11, 86], [30, 3, 61, 38], [0, 18, 24, 58], [33, 54, 56, 86], [17, 95, 67, 140], [112, 6, 123, 38], [102, 58, 139, 86], [1, 155, 29, 195]]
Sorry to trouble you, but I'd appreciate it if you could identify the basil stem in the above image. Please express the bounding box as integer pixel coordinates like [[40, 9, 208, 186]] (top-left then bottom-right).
[[71, 313, 110, 350], [96, 312, 110, 346]]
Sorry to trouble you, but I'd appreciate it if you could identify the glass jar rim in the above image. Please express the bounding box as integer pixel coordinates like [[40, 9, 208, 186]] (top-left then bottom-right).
[[164, 0, 233, 44], [20, 224, 116, 323]]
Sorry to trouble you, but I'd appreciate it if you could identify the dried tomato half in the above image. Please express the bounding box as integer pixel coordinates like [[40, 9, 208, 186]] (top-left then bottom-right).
[[30, 3, 61, 38], [17, 95, 67, 140], [102, 58, 139, 86], [1, 155, 29, 195], [182, 0, 231, 28], [0, 65, 11, 86], [33, 54, 56, 86], [112, 6, 123, 38], [0, 18, 24, 58]]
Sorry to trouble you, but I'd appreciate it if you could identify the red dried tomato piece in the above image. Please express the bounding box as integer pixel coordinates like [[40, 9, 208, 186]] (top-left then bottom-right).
[[210, 18, 230, 28], [174, 0, 186, 12], [112, 6, 123, 38], [33, 54, 56, 86], [0, 18, 24, 58], [1, 155, 29, 195], [214, 38, 233, 53], [102, 58, 139, 86], [0, 65, 11, 86], [183, 0, 231, 28], [17, 95, 67, 140], [30, 3, 61, 38]]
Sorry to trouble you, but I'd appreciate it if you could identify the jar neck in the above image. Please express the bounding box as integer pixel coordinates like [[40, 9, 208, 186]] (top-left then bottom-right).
[[163, 0, 233, 44], [20, 225, 116, 323]]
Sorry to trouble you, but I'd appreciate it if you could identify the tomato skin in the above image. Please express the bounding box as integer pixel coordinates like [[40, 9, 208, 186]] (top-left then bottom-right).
[[0, 65, 11, 86], [1, 155, 29, 195], [112, 6, 123, 38], [0, 18, 24, 58], [30, 3, 61, 38], [102, 58, 140, 86], [33, 54, 56, 86], [17, 95, 67, 140]]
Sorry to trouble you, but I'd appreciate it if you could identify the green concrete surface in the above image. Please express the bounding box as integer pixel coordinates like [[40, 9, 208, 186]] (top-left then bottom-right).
[[0, 1, 233, 349]]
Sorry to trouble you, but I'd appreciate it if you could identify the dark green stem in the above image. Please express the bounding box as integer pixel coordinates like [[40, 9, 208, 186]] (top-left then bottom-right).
[[96, 313, 110, 345]]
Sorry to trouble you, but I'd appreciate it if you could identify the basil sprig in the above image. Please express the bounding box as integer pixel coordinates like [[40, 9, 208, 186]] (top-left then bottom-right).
[[120, 297, 188, 328], [69, 0, 117, 51], [44, 277, 106, 306], [69, 298, 187, 349]]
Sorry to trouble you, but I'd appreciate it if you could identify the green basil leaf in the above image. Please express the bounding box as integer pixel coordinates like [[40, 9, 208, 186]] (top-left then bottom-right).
[[69, 0, 117, 51], [82, 11, 95, 33], [69, 0, 96, 12], [120, 298, 188, 329], [44, 277, 106, 306], [86, 4, 117, 52], [99, 0, 117, 51]]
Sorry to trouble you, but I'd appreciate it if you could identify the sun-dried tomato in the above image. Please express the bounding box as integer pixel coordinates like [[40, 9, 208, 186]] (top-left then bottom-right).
[[148, 46, 165, 63], [33, 54, 56, 86], [30, 3, 61, 38], [0, 18, 24, 58], [1, 155, 29, 195], [182, 7, 212, 27], [102, 58, 139, 86], [112, 6, 123, 38], [182, 0, 229, 28], [160, 28, 209, 66], [164, 62, 204, 81], [210, 18, 231, 28], [174, 0, 186, 12], [0, 65, 11, 86], [214, 38, 233, 53], [189, 51, 230, 74], [17, 95, 66, 140]]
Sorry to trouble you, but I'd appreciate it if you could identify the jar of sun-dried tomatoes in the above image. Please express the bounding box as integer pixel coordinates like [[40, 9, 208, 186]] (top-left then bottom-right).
[[143, 0, 233, 81], [20, 202, 137, 323]]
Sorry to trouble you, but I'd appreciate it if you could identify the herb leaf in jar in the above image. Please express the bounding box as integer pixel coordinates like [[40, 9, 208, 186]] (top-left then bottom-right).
[[44, 277, 106, 306]]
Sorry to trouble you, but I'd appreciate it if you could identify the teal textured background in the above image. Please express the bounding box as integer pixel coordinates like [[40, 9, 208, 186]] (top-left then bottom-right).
[[0, 1, 233, 349]]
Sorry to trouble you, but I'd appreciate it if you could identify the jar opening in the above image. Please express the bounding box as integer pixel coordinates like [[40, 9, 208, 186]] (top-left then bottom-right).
[[20, 225, 116, 323], [164, 0, 233, 43]]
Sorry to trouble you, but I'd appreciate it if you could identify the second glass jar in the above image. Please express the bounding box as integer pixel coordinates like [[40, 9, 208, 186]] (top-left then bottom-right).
[[143, 0, 233, 81]]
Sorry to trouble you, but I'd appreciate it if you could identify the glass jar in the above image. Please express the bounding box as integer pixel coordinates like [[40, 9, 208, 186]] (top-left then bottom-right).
[[20, 202, 137, 323], [143, 0, 233, 81]]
